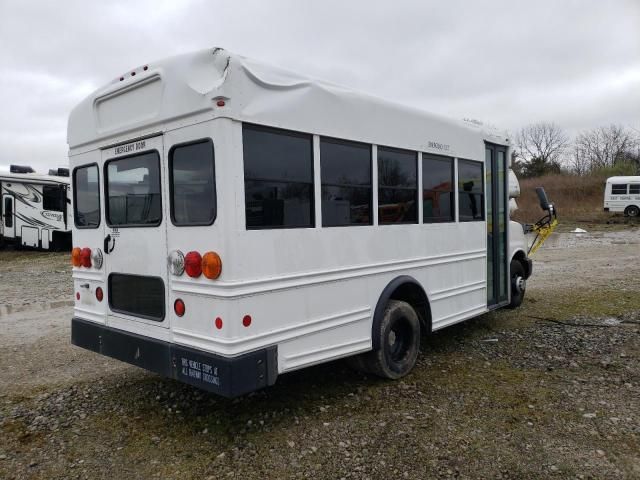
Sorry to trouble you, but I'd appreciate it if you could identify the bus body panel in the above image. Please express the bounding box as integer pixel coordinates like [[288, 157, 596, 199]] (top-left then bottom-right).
[[604, 176, 640, 213]]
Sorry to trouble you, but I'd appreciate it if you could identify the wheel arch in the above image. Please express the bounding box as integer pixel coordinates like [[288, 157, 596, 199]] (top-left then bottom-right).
[[511, 248, 532, 278], [624, 204, 640, 216], [372, 275, 431, 350]]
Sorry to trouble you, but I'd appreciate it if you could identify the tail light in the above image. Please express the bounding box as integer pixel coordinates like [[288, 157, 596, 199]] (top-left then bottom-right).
[[80, 248, 92, 268], [174, 299, 185, 317], [184, 251, 202, 278], [202, 252, 222, 279], [71, 247, 81, 267]]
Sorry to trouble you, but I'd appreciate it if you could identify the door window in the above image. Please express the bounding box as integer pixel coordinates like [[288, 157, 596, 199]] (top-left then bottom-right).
[[105, 152, 162, 226]]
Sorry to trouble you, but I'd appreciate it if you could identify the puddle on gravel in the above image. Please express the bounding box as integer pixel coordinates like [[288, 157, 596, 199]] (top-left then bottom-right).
[[530, 230, 640, 250]]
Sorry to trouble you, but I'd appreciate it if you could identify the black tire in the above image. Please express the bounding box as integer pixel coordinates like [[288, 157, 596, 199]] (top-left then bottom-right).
[[624, 205, 640, 217], [362, 300, 420, 379], [508, 260, 526, 309]]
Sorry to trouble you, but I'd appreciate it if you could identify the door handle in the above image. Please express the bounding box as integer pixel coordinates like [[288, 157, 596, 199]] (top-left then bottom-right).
[[104, 234, 115, 254]]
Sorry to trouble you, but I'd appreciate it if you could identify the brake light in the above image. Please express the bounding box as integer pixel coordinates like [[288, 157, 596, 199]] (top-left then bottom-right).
[[80, 248, 92, 268], [71, 247, 81, 267], [174, 299, 185, 317], [184, 251, 202, 278], [202, 252, 222, 279]]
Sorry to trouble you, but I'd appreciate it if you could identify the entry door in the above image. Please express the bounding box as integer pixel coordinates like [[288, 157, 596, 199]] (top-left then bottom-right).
[[486, 143, 508, 307], [101, 135, 169, 328], [2, 195, 15, 238]]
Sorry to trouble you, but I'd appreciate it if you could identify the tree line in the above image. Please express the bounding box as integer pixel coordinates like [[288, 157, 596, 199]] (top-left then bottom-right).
[[512, 122, 640, 178]]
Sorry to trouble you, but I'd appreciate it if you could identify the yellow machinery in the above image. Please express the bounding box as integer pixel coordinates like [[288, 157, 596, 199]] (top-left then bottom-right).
[[527, 187, 558, 256]]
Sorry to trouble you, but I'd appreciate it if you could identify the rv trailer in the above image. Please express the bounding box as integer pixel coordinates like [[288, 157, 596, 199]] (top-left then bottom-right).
[[0, 166, 72, 250]]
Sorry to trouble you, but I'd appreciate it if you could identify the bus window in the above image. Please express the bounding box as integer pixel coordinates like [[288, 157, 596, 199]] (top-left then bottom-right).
[[243, 125, 314, 229], [170, 140, 216, 226], [611, 184, 627, 195], [106, 152, 162, 226], [458, 160, 484, 221], [73, 164, 100, 228], [321, 138, 372, 227], [422, 155, 454, 223], [378, 147, 417, 224], [630, 185, 640, 195]]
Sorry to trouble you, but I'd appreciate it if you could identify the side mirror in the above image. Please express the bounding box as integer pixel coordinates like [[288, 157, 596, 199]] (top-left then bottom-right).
[[536, 187, 554, 213]]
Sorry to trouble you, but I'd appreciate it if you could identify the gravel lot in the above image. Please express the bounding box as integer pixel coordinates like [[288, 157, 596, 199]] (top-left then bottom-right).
[[1, 228, 639, 479]]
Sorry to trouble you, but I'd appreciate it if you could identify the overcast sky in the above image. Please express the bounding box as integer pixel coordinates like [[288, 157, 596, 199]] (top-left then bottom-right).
[[0, 0, 638, 172]]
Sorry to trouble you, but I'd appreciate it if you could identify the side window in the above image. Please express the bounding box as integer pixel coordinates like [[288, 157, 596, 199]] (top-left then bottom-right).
[[611, 184, 628, 195], [170, 140, 216, 226], [321, 138, 372, 226], [458, 160, 484, 221], [630, 184, 640, 195], [106, 152, 162, 226], [73, 165, 100, 228], [243, 124, 314, 229], [378, 147, 417, 224], [43, 185, 65, 212], [422, 155, 454, 223]]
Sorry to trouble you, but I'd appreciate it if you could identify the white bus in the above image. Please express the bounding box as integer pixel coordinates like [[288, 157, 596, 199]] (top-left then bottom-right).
[[0, 167, 71, 250], [604, 176, 640, 217], [68, 48, 533, 397]]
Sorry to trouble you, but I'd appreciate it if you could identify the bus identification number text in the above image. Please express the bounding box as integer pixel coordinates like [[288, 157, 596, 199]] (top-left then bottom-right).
[[427, 141, 450, 152]]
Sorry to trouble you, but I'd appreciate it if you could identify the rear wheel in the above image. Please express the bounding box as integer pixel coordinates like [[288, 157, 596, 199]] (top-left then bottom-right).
[[363, 300, 421, 379], [508, 260, 526, 309], [624, 205, 640, 217]]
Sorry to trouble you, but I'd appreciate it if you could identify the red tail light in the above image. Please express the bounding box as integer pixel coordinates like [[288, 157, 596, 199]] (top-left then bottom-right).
[[184, 251, 202, 278], [174, 299, 185, 317], [80, 248, 92, 268]]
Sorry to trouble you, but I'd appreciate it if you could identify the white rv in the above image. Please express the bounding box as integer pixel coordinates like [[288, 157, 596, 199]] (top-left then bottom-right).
[[68, 47, 534, 397], [604, 176, 640, 217], [0, 168, 71, 250]]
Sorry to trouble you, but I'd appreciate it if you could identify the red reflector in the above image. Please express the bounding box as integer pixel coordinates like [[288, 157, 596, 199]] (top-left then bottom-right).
[[215, 317, 223, 329], [143, 65, 148, 71], [242, 315, 252, 327], [174, 299, 185, 317], [95, 287, 103, 302], [131, 71, 136, 76], [184, 251, 202, 277], [80, 248, 92, 268], [76, 292, 80, 300], [216, 99, 225, 107]]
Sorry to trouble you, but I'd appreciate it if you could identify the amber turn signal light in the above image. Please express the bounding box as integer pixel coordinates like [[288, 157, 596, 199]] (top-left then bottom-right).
[[202, 251, 222, 279], [71, 247, 81, 267]]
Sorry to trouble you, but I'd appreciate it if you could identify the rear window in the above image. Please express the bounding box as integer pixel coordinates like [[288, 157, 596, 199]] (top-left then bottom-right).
[[106, 151, 162, 226], [73, 164, 100, 228], [109, 273, 164, 321], [170, 140, 216, 226]]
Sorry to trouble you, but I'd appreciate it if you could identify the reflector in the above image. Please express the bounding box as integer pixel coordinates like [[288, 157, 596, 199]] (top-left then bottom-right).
[[174, 299, 185, 317], [95, 287, 104, 302]]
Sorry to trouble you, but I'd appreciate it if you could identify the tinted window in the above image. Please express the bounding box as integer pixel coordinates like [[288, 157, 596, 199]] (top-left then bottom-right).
[[106, 152, 162, 226], [170, 140, 216, 225], [109, 274, 164, 320], [611, 184, 627, 195], [321, 138, 372, 226], [73, 165, 100, 228], [458, 160, 484, 221], [243, 125, 314, 229], [630, 184, 640, 195], [423, 155, 454, 223], [43, 185, 66, 212], [378, 147, 417, 224], [3, 197, 12, 228]]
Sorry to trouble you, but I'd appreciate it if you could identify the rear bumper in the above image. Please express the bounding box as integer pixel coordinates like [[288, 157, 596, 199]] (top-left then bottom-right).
[[71, 317, 278, 398]]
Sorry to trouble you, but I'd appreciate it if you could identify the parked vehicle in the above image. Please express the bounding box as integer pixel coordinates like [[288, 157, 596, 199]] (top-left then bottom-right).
[[604, 176, 640, 217], [68, 47, 534, 397], [0, 166, 71, 250]]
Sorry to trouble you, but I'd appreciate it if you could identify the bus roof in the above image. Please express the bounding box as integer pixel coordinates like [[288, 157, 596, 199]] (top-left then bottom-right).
[[606, 176, 640, 183], [68, 47, 509, 158], [0, 172, 69, 186]]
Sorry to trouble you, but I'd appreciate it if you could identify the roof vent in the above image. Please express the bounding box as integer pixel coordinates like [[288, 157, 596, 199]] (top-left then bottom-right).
[[49, 167, 69, 177]]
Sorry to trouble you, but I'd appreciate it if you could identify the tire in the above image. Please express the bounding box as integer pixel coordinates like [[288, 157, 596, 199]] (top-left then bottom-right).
[[508, 260, 526, 309], [363, 300, 421, 380], [624, 205, 640, 217]]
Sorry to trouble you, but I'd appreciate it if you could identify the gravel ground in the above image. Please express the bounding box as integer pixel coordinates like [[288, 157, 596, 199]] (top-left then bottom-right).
[[0, 228, 639, 479]]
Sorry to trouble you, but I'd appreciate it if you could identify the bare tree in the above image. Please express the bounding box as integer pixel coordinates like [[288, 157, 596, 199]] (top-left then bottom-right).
[[574, 125, 639, 170], [516, 122, 569, 176]]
